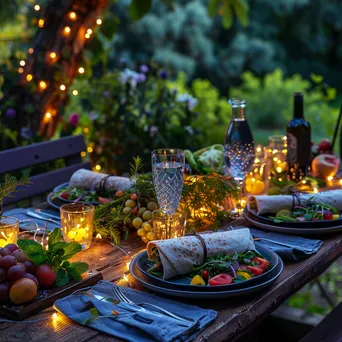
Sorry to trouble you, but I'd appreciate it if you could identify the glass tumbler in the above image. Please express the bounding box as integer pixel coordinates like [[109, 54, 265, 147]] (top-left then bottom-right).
[[152, 211, 186, 240], [0, 216, 19, 248]]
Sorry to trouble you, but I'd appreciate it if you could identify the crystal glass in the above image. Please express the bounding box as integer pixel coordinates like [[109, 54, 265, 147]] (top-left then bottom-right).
[[224, 99, 255, 211], [0, 217, 19, 248], [244, 161, 270, 196], [152, 210, 186, 240], [60, 203, 95, 250], [152, 148, 185, 239]]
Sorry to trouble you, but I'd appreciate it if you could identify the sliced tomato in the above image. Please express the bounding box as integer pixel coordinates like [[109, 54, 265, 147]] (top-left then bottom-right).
[[247, 266, 264, 276], [98, 196, 112, 203], [252, 257, 270, 270], [208, 273, 233, 286], [60, 193, 69, 200]]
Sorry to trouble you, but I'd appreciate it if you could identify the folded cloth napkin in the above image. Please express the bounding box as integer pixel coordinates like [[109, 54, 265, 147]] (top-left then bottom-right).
[[54, 280, 217, 342], [250, 228, 323, 261], [3, 208, 60, 232]]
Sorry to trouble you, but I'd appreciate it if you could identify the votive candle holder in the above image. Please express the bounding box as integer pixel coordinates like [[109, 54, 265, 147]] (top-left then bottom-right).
[[152, 211, 186, 241], [0, 216, 19, 248], [60, 203, 95, 250]]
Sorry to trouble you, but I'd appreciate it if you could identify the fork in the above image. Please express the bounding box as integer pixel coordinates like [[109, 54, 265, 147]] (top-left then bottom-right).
[[112, 286, 194, 323]]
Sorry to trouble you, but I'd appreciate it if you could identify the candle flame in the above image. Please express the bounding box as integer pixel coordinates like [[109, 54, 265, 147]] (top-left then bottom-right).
[[96, 233, 102, 239], [327, 176, 333, 181]]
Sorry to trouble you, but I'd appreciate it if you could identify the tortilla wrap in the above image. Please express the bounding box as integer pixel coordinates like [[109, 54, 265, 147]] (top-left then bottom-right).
[[248, 190, 342, 215], [147, 228, 255, 280]]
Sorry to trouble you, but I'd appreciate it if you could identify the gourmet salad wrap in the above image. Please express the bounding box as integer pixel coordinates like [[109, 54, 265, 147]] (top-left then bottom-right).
[[69, 169, 132, 192], [248, 189, 342, 215], [147, 228, 255, 280]]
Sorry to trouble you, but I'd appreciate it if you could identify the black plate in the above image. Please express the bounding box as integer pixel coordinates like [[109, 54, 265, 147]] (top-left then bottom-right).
[[134, 244, 279, 292], [130, 254, 284, 299], [244, 207, 342, 236]]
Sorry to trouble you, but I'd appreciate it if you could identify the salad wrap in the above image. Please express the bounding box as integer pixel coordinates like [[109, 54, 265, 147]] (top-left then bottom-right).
[[248, 190, 342, 215], [69, 169, 132, 192], [147, 228, 255, 280]]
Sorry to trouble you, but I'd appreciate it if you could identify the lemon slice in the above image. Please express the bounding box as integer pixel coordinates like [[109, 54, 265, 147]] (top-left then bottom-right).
[[276, 209, 292, 217]]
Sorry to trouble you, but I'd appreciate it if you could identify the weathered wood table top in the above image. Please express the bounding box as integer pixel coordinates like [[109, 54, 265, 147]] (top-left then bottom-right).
[[1, 215, 342, 342]]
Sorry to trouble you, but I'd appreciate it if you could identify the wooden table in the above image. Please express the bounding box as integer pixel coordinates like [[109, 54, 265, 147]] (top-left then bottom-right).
[[1, 216, 342, 342]]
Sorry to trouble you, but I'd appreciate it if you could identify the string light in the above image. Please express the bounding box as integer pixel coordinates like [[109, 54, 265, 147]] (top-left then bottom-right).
[[78, 67, 85, 74], [28, 48, 34, 54], [19, 60, 26, 66], [327, 176, 333, 182], [68, 12, 77, 21], [83, 127, 89, 133], [72, 90, 78, 96], [85, 33, 91, 39], [86, 29, 92, 35], [26, 74, 33, 82], [340, 179, 342, 186], [95, 233, 102, 239], [34, 4, 40, 11], [39, 81, 47, 90], [80, 151, 86, 157], [60, 84, 66, 91], [63, 26, 71, 35], [38, 19, 45, 28], [96, 19, 102, 25], [49, 52, 57, 59], [123, 274, 129, 282], [95, 164, 101, 171], [87, 147, 93, 153], [18, 68, 24, 73], [45, 112, 52, 119]]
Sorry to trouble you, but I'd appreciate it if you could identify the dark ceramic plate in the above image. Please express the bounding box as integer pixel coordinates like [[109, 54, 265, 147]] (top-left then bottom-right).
[[47, 192, 65, 210], [133, 244, 279, 292], [130, 253, 283, 299], [244, 208, 342, 236]]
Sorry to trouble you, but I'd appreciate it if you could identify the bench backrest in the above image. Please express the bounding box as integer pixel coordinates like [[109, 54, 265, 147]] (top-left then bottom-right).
[[0, 135, 91, 204]]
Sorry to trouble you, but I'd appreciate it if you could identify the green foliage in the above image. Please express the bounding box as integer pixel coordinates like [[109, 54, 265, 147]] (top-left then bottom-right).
[[129, 0, 153, 20], [0, 173, 31, 203]]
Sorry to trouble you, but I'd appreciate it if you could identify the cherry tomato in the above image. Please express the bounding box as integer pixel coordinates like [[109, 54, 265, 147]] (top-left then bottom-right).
[[60, 193, 69, 200], [323, 211, 333, 220], [208, 273, 233, 286], [247, 266, 263, 276], [130, 193, 137, 200], [115, 190, 123, 197], [98, 196, 111, 203], [201, 270, 209, 282], [251, 257, 270, 271]]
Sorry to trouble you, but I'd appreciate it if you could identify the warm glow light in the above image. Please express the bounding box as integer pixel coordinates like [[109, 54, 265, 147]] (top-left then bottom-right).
[[80, 151, 86, 157], [18, 68, 24, 74], [26, 74, 33, 82], [34, 4, 40, 11], [45, 112, 52, 119], [87, 147, 93, 153], [96, 19, 102, 25], [278, 178, 283, 182], [327, 176, 334, 181], [52, 312, 58, 321], [50, 52, 57, 59], [95, 164, 101, 171], [313, 187, 318, 193], [60, 84, 66, 91], [283, 136, 287, 141], [83, 127, 89, 133], [126, 261, 131, 269], [273, 157, 278, 162], [68, 12, 77, 20], [63, 26, 71, 35], [39, 81, 47, 90], [78, 67, 85, 74], [38, 19, 45, 28], [85, 33, 91, 39], [256, 147, 262, 153], [123, 274, 129, 282], [72, 90, 78, 96], [302, 180, 307, 184], [340, 179, 342, 186], [276, 167, 282, 173], [28, 48, 34, 54], [19, 60, 25, 66], [87, 28, 92, 35], [96, 233, 102, 239]]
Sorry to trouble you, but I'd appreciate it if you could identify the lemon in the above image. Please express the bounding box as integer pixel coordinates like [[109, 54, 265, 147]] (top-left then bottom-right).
[[67, 230, 77, 240]]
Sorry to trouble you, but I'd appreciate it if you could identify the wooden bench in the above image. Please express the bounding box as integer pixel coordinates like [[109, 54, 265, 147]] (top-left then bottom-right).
[[0, 135, 91, 205], [300, 301, 342, 342]]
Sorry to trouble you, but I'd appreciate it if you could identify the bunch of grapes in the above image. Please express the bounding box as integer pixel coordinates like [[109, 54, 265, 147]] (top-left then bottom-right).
[[0, 244, 56, 305], [121, 193, 160, 243]]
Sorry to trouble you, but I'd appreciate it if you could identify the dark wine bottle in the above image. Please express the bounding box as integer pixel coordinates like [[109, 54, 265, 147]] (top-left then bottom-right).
[[286, 92, 311, 181]]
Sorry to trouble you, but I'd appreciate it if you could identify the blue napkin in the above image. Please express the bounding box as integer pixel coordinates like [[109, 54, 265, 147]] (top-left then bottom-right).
[[250, 228, 323, 261], [3, 208, 60, 232], [54, 281, 217, 342]]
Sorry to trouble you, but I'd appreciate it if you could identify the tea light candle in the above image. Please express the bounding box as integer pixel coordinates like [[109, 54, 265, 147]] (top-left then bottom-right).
[[0, 217, 19, 248]]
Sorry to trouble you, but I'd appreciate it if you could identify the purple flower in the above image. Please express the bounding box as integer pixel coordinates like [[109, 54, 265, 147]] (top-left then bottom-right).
[[149, 125, 159, 137], [176, 93, 198, 110], [103, 90, 110, 98], [20, 127, 32, 139], [159, 70, 168, 79], [184, 125, 194, 135], [140, 65, 149, 73], [68, 112, 79, 127], [119, 69, 146, 88], [6, 108, 16, 118], [137, 73, 147, 83]]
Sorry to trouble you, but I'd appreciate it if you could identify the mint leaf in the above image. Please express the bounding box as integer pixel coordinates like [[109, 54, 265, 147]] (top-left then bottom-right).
[[55, 268, 70, 287], [90, 308, 99, 318], [18, 239, 47, 266], [49, 241, 69, 253], [69, 262, 88, 274], [48, 228, 61, 247], [85, 318, 92, 325], [18, 239, 43, 250], [58, 242, 82, 261]]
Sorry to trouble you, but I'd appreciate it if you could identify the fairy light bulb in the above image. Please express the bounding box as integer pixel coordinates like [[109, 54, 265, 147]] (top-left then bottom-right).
[[96, 19, 102, 25], [63, 26, 71, 35], [87, 147, 93, 153], [83, 127, 89, 133], [38, 19, 45, 28], [78, 67, 85, 74], [18, 68, 24, 74], [68, 12, 77, 21], [34, 4, 40, 11], [72, 90, 78, 96], [60, 84, 66, 91], [39, 81, 47, 90], [86, 29, 92, 35], [19, 60, 25, 66], [80, 151, 86, 157], [45, 112, 52, 119], [95, 165, 101, 171], [85, 33, 90, 39], [26, 74, 33, 82], [28, 48, 34, 54], [50, 52, 57, 59]]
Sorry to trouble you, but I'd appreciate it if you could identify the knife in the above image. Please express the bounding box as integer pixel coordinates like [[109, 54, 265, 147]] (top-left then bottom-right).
[[27, 209, 61, 221], [26, 211, 61, 225]]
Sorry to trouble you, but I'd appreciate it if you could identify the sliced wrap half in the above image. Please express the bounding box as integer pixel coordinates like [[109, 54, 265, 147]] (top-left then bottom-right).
[[147, 228, 255, 280]]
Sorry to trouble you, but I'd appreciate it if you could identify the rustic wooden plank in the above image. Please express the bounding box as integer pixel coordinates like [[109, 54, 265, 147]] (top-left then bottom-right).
[[0, 135, 87, 173], [3, 162, 91, 205]]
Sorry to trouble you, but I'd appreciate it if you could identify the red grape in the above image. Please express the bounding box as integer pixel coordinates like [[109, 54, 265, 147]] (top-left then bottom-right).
[[23, 260, 36, 275], [0, 268, 7, 283], [2, 255, 17, 270], [5, 244, 19, 253], [35, 264, 56, 288], [12, 250, 26, 263], [0, 248, 10, 257], [16, 263, 26, 272], [0, 255, 2, 267], [7, 265, 25, 283], [0, 282, 9, 303], [23, 273, 38, 286]]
